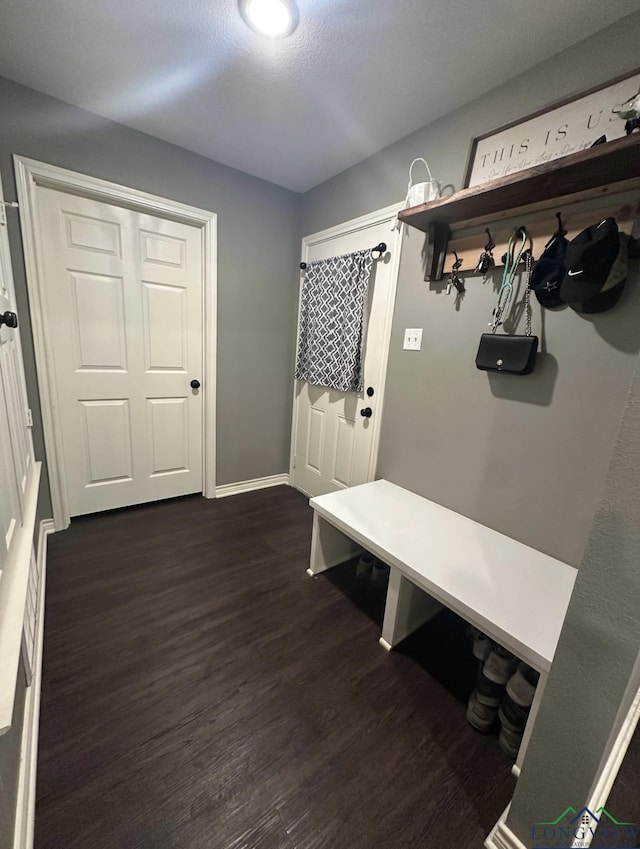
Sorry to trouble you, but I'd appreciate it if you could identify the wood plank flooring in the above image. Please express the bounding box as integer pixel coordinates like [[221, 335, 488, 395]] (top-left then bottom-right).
[[36, 486, 514, 849], [606, 726, 640, 846]]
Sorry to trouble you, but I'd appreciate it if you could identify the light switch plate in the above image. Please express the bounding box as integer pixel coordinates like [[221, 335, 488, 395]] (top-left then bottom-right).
[[403, 328, 423, 351]]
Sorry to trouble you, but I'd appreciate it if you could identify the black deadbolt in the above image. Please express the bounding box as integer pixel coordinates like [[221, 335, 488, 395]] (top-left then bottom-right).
[[360, 407, 372, 418], [190, 379, 201, 389], [0, 311, 18, 329], [366, 386, 375, 397]]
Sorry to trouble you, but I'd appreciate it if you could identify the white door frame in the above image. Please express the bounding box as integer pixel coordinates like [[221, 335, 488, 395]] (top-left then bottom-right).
[[14, 156, 217, 531], [289, 201, 403, 489]]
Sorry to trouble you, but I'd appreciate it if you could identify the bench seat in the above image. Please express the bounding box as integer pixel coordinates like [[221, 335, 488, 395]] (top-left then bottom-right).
[[308, 479, 576, 674]]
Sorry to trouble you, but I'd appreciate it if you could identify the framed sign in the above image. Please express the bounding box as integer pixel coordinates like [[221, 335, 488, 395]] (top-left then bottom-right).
[[464, 70, 640, 188]]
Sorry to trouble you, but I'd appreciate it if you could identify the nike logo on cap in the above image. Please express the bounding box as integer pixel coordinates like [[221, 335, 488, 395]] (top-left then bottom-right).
[[567, 269, 584, 276]]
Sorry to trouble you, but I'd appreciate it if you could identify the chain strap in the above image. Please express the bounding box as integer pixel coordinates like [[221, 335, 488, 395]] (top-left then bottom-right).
[[524, 248, 533, 337], [491, 287, 511, 335]]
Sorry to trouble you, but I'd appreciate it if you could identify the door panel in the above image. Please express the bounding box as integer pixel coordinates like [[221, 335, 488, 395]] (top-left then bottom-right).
[[64, 211, 122, 256], [71, 272, 128, 371], [292, 217, 397, 497], [0, 393, 21, 555], [140, 229, 186, 267], [37, 188, 203, 516], [306, 407, 325, 475], [142, 281, 187, 371], [332, 415, 356, 488], [80, 399, 133, 485], [1, 336, 31, 500], [147, 397, 189, 477]]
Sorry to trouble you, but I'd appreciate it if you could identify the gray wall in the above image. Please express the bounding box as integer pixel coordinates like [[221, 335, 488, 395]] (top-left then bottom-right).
[[299, 12, 640, 235], [0, 75, 301, 518], [300, 12, 640, 565], [380, 234, 639, 565], [506, 350, 640, 843]]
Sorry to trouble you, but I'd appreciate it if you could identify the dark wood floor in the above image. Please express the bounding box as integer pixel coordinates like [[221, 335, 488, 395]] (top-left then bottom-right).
[[36, 486, 514, 849], [606, 725, 640, 845]]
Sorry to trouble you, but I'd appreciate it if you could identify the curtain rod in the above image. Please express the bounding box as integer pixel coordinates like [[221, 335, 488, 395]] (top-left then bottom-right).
[[299, 242, 387, 270]]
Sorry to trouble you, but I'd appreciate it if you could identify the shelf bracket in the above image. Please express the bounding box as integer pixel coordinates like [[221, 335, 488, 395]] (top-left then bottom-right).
[[423, 221, 450, 282]]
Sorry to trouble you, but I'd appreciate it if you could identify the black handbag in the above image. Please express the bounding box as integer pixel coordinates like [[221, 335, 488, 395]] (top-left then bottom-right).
[[476, 232, 538, 375], [475, 332, 538, 374]]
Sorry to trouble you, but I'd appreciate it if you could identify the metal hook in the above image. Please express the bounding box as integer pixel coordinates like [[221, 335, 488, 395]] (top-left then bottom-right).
[[484, 228, 495, 251], [448, 250, 465, 294], [556, 211, 567, 236]]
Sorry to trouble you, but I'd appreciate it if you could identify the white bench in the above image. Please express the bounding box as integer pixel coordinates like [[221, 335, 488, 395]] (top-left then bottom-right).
[[308, 479, 577, 772]]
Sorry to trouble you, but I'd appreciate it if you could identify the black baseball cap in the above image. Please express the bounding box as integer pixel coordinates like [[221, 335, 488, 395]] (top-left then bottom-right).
[[530, 233, 568, 308], [560, 218, 622, 311], [568, 233, 628, 314]]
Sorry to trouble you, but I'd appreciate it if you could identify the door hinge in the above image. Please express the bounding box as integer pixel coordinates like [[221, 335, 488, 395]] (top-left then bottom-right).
[[0, 201, 18, 227], [26, 408, 33, 427]]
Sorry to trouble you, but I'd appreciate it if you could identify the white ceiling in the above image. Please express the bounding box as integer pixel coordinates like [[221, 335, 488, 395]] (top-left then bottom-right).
[[0, 0, 638, 192]]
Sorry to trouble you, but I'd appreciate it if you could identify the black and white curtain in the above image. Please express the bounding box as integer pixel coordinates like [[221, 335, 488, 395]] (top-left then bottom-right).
[[295, 249, 374, 393]]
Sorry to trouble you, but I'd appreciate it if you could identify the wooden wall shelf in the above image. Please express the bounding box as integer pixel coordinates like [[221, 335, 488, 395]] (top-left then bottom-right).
[[398, 133, 640, 234]]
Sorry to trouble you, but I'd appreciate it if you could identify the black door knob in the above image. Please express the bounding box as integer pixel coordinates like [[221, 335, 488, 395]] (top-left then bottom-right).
[[0, 311, 18, 329], [190, 379, 201, 389], [366, 386, 375, 397], [360, 407, 372, 418]]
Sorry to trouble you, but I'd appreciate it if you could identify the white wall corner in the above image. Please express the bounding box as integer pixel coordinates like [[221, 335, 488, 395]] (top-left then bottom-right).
[[37, 518, 55, 561], [216, 474, 290, 499]]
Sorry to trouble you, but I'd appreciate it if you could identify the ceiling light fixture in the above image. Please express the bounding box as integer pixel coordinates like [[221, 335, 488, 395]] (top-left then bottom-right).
[[239, 0, 299, 38]]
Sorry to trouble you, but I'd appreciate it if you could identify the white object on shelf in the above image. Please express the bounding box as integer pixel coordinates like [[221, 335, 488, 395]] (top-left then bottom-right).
[[406, 158, 440, 207]]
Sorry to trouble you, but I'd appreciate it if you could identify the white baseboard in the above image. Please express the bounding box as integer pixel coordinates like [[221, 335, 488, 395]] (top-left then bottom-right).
[[13, 518, 54, 849], [485, 685, 640, 849], [485, 805, 527, 849], [582, 683, 640, 834], [216, 474, 290, 498]]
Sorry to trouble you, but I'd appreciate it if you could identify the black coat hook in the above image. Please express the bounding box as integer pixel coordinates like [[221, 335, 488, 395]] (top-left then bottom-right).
[[556, 211, 567, 236], [448, 250, 464, 294], [475, 229, 496, 275], [484, 228, 495, 251]]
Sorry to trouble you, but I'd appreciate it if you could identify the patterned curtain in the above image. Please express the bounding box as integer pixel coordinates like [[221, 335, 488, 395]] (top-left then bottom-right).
[[295, 249, 374, 393]]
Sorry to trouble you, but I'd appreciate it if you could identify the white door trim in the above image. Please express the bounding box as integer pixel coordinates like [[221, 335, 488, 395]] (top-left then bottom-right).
[[289, 201, 403, 488], [13, 156, 217, 531]]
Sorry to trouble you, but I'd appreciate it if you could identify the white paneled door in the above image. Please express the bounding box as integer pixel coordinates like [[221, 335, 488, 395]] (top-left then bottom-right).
[[0, 178, 34, 575], [36, 188, 204, 516], [292, 212, 400, 497]]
